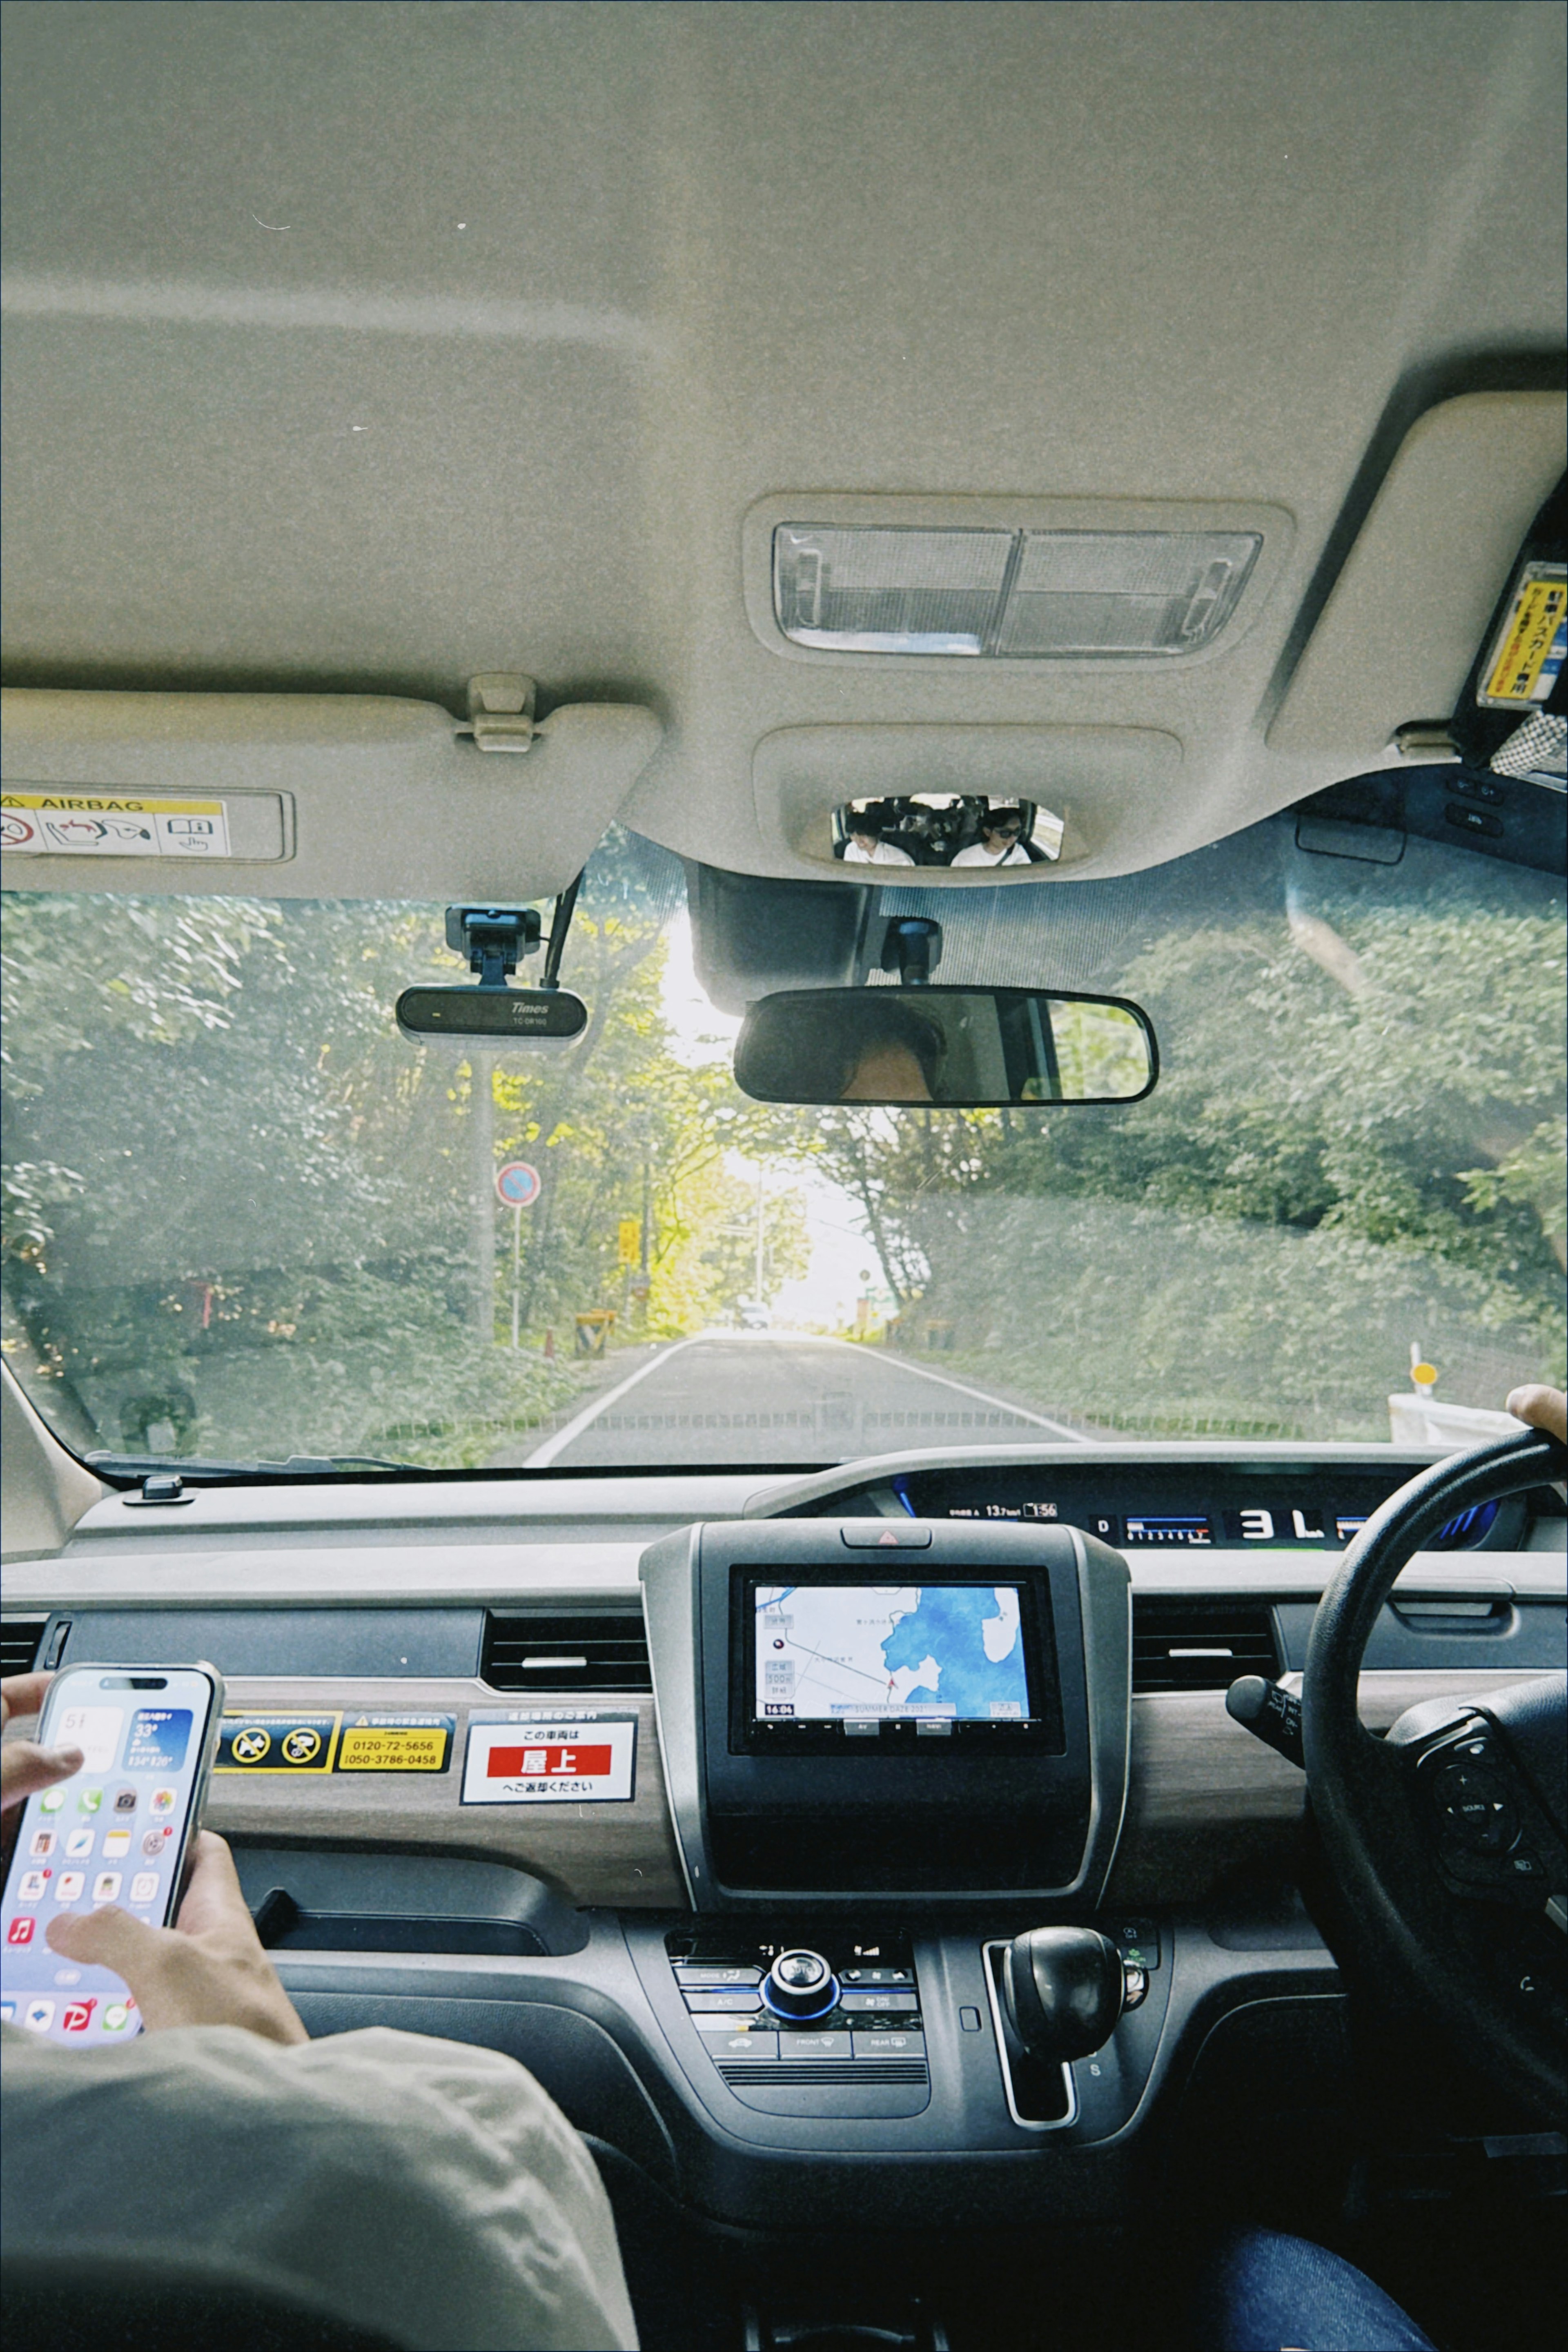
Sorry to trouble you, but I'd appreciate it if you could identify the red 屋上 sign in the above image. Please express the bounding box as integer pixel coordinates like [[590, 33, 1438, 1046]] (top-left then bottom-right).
[[486, 1743, 613, 1779]]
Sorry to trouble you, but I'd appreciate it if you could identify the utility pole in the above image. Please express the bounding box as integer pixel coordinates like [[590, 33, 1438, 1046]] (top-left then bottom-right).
[[470, 1050, 495, 1342], [754, 1160, 766, 1304], [641, 1156, 652, 1283]]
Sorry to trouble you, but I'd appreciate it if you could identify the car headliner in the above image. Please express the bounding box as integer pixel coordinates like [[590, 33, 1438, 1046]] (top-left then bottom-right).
[[1, 0, 1565, 901]]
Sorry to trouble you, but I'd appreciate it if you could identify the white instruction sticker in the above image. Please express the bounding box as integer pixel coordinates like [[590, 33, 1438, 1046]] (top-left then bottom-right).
[[461, 1713, 637, 1805], [2, 793, 232, 858]]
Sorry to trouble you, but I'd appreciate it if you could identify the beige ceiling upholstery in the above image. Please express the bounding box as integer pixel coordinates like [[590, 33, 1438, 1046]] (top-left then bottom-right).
[[2, 0, 1564, 894]]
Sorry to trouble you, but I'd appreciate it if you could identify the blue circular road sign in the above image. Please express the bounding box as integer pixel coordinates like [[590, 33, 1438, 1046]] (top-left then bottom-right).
[[495, 1161, 542, 1207]]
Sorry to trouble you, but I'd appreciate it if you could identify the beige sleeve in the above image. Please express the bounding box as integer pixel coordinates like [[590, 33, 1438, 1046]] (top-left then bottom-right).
[[1, 2021, 638, 2351]]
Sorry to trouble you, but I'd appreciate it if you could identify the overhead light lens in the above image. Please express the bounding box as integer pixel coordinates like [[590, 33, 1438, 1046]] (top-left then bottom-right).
[[773, 526, 1261, 657], [773, 527, 1013, 653], [998, 531, 1261, 655]]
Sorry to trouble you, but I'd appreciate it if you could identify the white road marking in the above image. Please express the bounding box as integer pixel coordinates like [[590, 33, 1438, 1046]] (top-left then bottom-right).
[[523, 1327, 1087, 1462], [521, 1336, 710, 1466], [814, 1334, 1089, 1441]]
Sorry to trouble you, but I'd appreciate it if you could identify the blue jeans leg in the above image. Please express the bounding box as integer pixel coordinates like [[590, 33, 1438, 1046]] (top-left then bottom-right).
[[1196, 2227, 1439, 2352]]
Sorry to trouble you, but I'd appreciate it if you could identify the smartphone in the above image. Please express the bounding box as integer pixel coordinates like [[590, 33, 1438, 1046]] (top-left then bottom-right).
[[2, 1662, 225, 2045]]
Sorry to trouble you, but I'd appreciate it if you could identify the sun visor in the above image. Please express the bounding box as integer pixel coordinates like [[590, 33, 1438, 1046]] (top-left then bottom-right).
[[1267, 390, 1567, 761], [0, 690, 661, 898]]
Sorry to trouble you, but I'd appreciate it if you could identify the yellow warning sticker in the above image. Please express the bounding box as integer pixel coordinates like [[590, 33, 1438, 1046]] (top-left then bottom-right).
[[335, 1719, 453, 1773], [216, 1715, 339, 1774], [1, 792, 232, 859], [1478, 564, 1568, 708]]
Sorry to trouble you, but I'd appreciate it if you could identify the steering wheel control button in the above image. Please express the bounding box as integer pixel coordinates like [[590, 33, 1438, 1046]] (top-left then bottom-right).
[[762, 1949, 841, 2021], [1434, 1762, 1519, 1852], [683, 1988, 764, 2012], [840, 1521, 933, 1548]]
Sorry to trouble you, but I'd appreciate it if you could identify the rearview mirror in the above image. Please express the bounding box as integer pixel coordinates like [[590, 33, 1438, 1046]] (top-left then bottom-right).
[[733, 987, 1157, 1106]]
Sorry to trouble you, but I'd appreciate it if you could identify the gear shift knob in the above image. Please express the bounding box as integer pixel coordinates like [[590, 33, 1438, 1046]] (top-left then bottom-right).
[[1002, 1926, 1126, 2062]]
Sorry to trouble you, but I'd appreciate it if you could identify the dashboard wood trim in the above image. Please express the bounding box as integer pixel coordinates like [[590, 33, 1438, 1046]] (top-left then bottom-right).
[[3, 1666, 1552, 1916], [200, 1678, 686, 1909], [1105, 1667, 1552, 1907]]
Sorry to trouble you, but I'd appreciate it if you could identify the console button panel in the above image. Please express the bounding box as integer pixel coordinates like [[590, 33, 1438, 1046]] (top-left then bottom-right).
[[667, 1928, 929, 2092]]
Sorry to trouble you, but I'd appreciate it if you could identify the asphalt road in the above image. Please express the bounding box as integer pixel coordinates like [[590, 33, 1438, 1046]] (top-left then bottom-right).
[[516, 1332, 1088, 1469]]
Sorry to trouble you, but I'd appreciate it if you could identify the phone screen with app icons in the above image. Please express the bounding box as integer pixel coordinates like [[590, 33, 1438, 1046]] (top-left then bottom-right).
[[2, 1665, 221, 2046]]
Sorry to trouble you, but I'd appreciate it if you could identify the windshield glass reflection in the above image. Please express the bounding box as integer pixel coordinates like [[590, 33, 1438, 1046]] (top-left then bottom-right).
[[2, 817, 1562, 1470]]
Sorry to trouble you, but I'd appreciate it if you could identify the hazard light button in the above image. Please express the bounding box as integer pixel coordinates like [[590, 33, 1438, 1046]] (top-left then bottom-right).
[[840, 1521, 932, 1548]]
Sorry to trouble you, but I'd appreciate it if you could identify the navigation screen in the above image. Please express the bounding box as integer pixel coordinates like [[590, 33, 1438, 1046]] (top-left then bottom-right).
[[753, 1584, 1033, 1723]]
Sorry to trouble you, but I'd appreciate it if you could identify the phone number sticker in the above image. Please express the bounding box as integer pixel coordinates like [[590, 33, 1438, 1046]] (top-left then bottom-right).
[[461, 1712, 637, 1804], [334, 1716, 454, 1772]]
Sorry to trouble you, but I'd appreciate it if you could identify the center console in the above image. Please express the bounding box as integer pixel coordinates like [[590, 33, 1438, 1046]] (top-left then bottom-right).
[[218, 1517, 1334, 2251], [639, 1517, 1131, 1909]]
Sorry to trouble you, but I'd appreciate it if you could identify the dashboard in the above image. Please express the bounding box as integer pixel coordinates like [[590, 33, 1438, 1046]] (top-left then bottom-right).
[[3, 1441, 1563, 2231]]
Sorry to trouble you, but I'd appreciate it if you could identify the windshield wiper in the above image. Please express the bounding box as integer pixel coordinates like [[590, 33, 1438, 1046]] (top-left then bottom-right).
[[86, 1450, 422, 1484]]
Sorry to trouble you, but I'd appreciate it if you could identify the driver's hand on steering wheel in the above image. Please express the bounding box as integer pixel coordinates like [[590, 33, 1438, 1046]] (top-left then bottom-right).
[[1507, 1384, 1567, 1445]]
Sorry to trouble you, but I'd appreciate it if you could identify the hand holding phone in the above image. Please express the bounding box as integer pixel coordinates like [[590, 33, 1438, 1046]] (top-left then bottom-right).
[[48, 1830, 306, 2046], [2, 1661, 307, 2048]]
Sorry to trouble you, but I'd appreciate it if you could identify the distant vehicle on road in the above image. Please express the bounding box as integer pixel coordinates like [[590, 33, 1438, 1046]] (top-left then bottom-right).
[[737, 1301, 772, 1331]]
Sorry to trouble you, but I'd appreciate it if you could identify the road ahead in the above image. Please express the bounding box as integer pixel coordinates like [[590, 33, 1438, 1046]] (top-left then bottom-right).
[[515, 1332, 1088, 1469]]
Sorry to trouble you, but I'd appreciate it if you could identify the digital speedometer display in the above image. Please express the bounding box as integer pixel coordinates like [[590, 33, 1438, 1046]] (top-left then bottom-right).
[[882, 1468, 1526, 1552]]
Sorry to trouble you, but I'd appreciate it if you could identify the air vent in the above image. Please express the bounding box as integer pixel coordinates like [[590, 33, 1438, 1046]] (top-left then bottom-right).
[[0, 1617, 48, 1678], [718, 2061, 928, 2087], [1132, 1599, 1279, 1693], [481, 1610, 651, 1694]]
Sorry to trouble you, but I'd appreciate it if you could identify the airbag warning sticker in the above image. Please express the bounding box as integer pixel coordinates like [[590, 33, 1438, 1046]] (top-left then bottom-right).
[[216, 1714, 453, 1774], [462, 1713, 637, 1804], [2, 793, 232, 858]]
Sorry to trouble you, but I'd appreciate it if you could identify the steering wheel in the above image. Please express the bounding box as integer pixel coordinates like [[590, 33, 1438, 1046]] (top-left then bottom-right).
[[1303, 1426, 1568, 2120]]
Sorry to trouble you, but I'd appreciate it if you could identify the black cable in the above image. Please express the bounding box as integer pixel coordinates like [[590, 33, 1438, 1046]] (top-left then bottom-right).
[[541, 872, 583, 991]]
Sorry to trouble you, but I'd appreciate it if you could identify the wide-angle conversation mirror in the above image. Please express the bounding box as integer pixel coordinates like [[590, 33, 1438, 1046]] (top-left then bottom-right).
[[833, 793, 1065, 866], [733, 987, 1157, 1106]]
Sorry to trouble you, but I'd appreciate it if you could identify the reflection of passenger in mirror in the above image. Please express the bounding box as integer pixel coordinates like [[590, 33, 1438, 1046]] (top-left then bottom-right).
[[951, 808, 1030, 866], [739, 991, 942, 1102], [839, 998, 941, 1101], [842, 804, 916, 865], [833, 793, 1061, 866]]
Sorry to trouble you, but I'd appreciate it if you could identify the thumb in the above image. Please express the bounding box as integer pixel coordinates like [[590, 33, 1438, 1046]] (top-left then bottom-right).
[[1, 1741, 84, 1811], [47, 1903, 166, 1981]]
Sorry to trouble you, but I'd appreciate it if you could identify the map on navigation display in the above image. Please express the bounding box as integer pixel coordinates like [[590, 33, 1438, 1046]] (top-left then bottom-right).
[[753, 1584, 1030, 1721]]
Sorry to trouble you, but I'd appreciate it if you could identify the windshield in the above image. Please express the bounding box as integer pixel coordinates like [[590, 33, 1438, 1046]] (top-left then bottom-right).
[[3, 820, 1563, 1474]]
